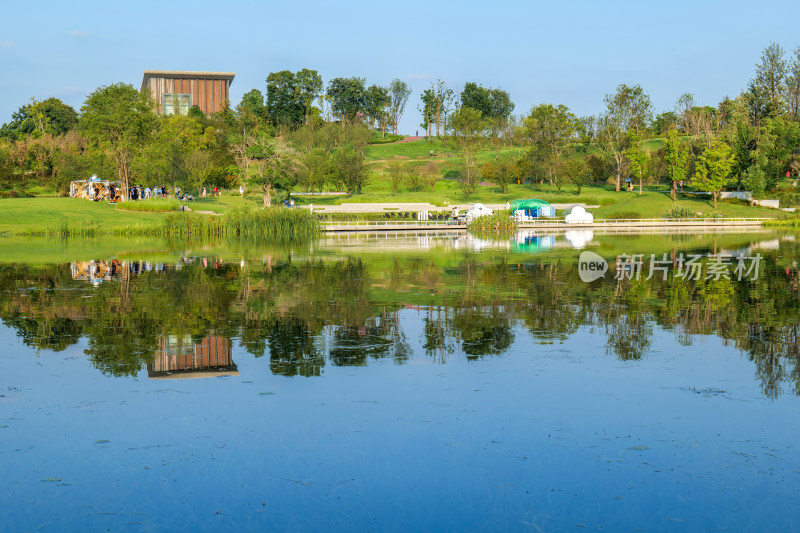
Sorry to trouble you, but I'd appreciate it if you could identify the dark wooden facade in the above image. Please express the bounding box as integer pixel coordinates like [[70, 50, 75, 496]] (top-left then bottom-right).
[[147, 334, 238, 379], [141, 70, 235, 116]]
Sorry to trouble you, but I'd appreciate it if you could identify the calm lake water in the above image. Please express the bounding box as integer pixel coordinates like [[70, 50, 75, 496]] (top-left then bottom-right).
[[3, 230, 800, 531]]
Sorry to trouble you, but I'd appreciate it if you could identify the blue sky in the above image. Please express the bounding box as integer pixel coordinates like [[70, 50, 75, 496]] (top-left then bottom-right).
[[1, 0, 798, 133]]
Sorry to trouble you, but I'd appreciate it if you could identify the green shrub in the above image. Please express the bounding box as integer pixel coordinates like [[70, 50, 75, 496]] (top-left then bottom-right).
[[368, 134, 405, 145], [0, 190, 34, 199], [663, 206, 696, 219]]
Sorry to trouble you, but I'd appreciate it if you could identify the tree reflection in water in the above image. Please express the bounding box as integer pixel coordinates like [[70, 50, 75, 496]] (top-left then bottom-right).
[[3, 243, 800, 399]]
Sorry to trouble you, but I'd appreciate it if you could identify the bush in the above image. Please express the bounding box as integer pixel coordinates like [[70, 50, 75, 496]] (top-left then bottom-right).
[[663, 206, 696, 219], [368, 134, 405, 145], [0, 190, 34, 198], [772, 190, 800, 207]]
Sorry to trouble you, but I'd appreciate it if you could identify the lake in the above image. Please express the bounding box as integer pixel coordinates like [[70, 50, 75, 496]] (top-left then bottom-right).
[[2, 229, 800, 531]]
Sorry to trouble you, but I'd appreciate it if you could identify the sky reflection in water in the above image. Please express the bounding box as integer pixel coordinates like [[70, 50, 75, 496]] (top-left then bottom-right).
[[2, 231, 800, 531]]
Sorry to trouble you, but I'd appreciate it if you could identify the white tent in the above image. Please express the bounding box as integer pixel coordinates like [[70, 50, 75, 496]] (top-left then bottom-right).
[[463, 203, 493, 222], [564, 205, 594, 224]]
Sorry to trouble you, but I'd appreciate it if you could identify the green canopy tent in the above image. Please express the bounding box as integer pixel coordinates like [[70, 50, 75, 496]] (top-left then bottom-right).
[[510, 199, 554, 218]]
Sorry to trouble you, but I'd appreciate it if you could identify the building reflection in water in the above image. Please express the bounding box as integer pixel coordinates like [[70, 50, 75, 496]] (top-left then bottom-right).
[[147, 334, 238, 380]]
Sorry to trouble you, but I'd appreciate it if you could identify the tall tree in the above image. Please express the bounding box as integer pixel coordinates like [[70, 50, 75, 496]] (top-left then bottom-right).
[[693, 140, 734, 208], [418, 88, 436, 140], [331, 147, 368, 195], [787, 45, 800, 121], [79, 83, 157, 199], [663, 128, 689, 201], [525, 104, 578, 186], [388, 79, 411, 135], [247, 135, 301, 206], [432, 80, 454, 138], [364, 85, 390, 134], [460, 83, 514, 120], [624, 131, 650, 195], [449, 107, 487, 195], [266, 71, 305, 127], [596, 83, 653, 191], [236, 88, 268, 133], [295, 69, 324, 126], [461, 82, 492, 117], [298, 148, 332, 193], [327, 77, 367, 123], [750, 42, 788, 120]]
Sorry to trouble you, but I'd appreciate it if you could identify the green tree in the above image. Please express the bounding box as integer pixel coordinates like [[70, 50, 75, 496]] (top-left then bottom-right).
[[693, 140, 735, 208], [525, 103, 578, 187], [449, 106, 487, 195], [247, 136, 301, 206], [405, 168, 423, 192], [481, 158, 514, 193], [1, 97, 79, 140], [237, 88, 268, 132], [559, 158, 589, 194], [432, 80, 455, 138], [748, 42, 788, 121], [460, 82, 514, 120], [388, 79, 411, 135], [624, 131, 650, 195], [331, 147, 368, 195], [663, 128, 690, 200], [299, 148, 332, 193], [597, 83, 653, 191], [327, 77, 367, 123], [577, 115, 596, 152], [364, 85, 390, 134], [418, 87, 436, 139], [788, 45, 800, 120], [387, 161, 404, 193], [421, 161, 439, 191], [266, 71, 305, 127], [295, 69, 324, 126], [79, 83, 157, 199], [653, 111, 678, 135]]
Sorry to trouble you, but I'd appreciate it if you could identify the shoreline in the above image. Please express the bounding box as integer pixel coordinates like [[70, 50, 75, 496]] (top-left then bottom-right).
[[322, 218, 767, 232]]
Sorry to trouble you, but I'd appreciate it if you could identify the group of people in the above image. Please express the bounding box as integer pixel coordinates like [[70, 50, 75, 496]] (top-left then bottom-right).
[[122, 185, 194, 201]]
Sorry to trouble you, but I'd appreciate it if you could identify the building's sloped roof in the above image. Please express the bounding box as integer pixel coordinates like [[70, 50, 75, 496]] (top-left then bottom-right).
[[141, 70, 235, 91]]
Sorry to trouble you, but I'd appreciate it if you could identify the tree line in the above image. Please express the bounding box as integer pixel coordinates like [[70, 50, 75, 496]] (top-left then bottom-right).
[[2, 43, 800, 204]]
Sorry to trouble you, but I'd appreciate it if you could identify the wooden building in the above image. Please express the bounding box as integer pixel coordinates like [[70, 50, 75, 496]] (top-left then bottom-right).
[[147, 334, 238, 379], [141, 70, 235, 116]]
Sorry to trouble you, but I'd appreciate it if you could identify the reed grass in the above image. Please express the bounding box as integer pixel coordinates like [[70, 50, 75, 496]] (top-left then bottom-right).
[[763, 218, 800, 228], [466, 213, 518, 237], [27, 218, 100, 237], [159, 207, 321, 239], [115, 199, 180, 212]]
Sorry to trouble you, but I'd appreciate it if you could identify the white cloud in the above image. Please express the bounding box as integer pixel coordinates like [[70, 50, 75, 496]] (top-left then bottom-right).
[[69, 30, 87, 38], [0, 41, 14, 48]]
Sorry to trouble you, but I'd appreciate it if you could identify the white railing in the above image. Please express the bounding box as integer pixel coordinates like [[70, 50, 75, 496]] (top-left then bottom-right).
[[322, 217, 769, 228], [322, 220, 462, 227]]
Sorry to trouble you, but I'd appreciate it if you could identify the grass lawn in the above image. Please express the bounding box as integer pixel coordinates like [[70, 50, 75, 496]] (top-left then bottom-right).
[[0, 196, 264, 235]]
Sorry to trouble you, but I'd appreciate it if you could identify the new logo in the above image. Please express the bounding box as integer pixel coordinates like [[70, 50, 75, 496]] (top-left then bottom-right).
[[578, 251, 608, 282]]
